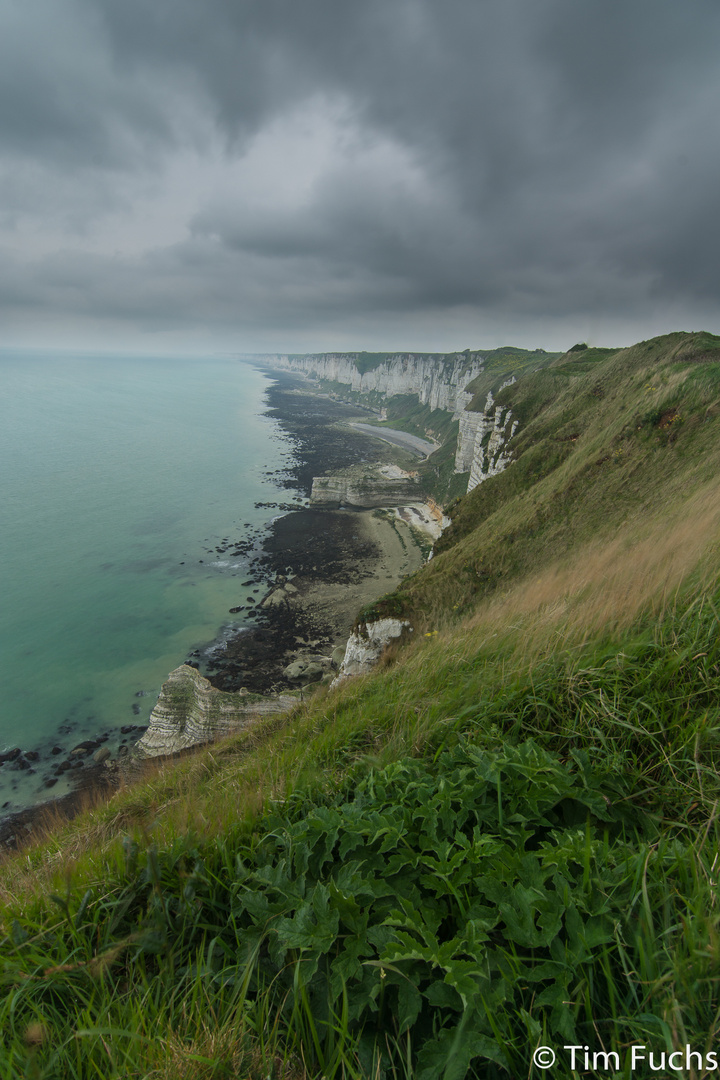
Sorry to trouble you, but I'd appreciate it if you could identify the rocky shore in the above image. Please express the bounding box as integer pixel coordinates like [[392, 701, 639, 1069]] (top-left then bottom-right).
[[184, 371, 432, 699], [198, 505, 428, 698], [0, 369, 439, 850]]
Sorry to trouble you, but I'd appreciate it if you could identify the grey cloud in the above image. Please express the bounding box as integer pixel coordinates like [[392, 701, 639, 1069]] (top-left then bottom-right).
[[0, 1, 185, 169], [1, 0, 720, 349]]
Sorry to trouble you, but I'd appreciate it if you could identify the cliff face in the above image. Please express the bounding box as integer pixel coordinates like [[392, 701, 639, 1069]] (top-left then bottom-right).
[[454, 379, 519, 492], [269, 353, 521, 496], [134, 665, 297, 758], [271, 353, 484, 416], [310, 464, 421, 508]]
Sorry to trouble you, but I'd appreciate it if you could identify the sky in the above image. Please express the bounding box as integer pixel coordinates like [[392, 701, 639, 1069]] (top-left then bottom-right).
[[1, 0, 719, 356]]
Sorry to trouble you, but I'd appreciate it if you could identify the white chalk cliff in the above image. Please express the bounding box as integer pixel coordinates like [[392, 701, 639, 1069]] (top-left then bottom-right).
[[454, 379, 519, 492], [270, 353, 484, 417], [310, 464, 421, 508], [134, 665, 297, 758], [268, 353, 520, 495]]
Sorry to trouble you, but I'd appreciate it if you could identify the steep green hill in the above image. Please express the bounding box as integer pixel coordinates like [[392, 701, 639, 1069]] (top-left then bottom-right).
[[375, 331, 720, 624], [2, 332, 720, 1079]]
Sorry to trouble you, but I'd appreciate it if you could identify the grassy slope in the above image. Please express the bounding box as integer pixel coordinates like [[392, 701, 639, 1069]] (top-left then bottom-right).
[[3, 333, 720, 1078], [391, 332, 720, 622]]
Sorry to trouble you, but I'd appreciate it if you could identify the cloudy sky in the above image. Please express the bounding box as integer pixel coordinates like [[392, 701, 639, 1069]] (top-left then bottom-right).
[[1, 0, 719, 355]]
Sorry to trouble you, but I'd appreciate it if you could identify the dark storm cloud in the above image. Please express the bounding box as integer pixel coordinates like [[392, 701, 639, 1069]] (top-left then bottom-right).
[[0, 0, 184, 168], [1, 0, 720, 349]]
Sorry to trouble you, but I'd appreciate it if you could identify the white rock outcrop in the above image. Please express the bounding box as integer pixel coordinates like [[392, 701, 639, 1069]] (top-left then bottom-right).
[[134, 665, 297, 758], [395, 499, 450, 541], [331, 618, 412, 685], [310, 463, 421, 508], [455, 378, 519, 492]]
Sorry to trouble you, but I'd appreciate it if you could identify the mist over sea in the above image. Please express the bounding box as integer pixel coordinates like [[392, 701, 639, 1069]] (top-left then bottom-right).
[[0, 351, 294, 809]]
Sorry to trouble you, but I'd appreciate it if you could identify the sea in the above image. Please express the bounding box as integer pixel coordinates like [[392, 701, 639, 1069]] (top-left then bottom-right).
[[0, 350, 296, 812]]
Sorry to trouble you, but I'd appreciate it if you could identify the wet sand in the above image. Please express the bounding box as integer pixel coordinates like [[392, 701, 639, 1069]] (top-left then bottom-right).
[[349, 422, 438, 458]]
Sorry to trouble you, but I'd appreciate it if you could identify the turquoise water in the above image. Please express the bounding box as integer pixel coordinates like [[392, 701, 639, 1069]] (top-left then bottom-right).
[[0, 351, 294, 808]]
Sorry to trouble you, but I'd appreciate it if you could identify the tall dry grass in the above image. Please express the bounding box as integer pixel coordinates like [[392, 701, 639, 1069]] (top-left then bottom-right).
[[454, 476, 720, 664]]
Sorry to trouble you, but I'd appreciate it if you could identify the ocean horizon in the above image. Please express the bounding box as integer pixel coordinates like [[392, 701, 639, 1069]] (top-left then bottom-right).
[[0, 350, 295, 810]]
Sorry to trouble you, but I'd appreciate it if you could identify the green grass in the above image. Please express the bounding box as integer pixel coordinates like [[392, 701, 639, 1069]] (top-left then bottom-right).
[[399, 331, 720, 624], [0, 740, 703, 1078], [4, 331, 720, 1077], [418, 431, 469, 504], [4, 581, 720, 1077], [376, 396, 458, 444]]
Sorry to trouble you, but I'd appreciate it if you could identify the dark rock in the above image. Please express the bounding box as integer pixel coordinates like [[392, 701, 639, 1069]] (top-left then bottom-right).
[[25, 751, 39, 762], [51, 746, 63, 755], [0, 748, 21, 764], [43, 778, 58, 789], [120, 725, 135, 734], [71, 739, 100, 753]]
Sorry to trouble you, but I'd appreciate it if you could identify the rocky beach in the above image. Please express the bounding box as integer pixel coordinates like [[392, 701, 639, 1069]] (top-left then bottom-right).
[[185, 370, 434, 696], [0, 368, 436, 849]]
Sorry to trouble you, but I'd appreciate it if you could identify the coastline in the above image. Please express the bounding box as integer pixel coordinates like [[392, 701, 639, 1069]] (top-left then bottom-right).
[[194, 370, 432, 693], [0, 368, 435, 849], [201, 505, 428, 696]]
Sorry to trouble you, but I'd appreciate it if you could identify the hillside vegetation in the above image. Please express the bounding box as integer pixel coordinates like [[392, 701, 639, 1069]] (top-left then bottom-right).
[[3, 332, 720, 1079]]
